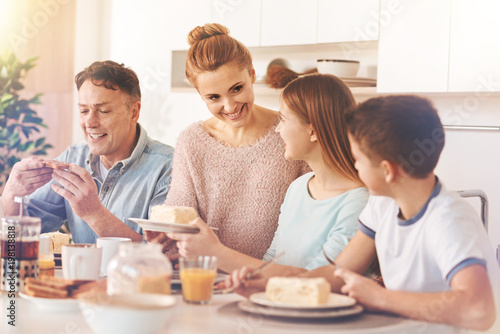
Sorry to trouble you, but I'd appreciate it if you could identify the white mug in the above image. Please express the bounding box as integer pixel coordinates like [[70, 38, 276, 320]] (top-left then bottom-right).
[[62, 244, 102, 280], [96, 237, 131, 276], [39, 234, 51, 255]]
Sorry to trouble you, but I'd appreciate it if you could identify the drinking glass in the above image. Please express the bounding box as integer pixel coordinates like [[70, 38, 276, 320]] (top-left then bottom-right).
[[179, 256, 217, 304]]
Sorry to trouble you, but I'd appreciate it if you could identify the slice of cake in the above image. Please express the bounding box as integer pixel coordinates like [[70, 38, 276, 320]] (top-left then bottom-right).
[[150, 205, 197, 224], [43, 232, 71, 253], [265, 277, 331, 306]]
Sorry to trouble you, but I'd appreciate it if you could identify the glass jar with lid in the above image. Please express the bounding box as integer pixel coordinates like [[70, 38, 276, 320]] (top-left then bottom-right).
[[107, 242, 172, 295]]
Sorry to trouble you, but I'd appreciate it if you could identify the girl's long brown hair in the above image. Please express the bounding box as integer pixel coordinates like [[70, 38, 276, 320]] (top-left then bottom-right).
[[282, 74, 361, 183]]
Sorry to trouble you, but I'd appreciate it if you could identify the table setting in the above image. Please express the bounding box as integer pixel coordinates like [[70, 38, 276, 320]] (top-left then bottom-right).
[[1, 203, 462, 334], [1, 254, 460, 334]]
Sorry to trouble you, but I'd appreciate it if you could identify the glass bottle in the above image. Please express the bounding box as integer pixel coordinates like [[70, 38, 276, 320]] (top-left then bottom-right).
[[107, 242, 172, 295], [0, 196, 41, 292]]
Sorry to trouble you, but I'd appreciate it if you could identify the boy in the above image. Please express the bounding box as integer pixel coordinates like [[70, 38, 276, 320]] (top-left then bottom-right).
[[228, 95, 499, 331]]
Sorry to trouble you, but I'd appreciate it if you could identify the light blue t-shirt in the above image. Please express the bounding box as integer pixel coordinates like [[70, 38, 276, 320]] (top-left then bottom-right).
[[27, 124, 174, 244], [263, 172, 369, 270]]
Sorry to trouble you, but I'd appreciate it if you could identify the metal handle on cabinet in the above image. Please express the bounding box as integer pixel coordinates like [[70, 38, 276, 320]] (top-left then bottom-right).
[[443, 125, 500, 131]]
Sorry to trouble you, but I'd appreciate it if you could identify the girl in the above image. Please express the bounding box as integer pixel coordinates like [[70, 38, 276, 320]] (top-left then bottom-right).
[[168, 74, 369, 275]]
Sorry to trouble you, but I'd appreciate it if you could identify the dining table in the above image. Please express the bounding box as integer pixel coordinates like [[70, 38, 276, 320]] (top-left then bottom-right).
[[1, 288, 462, 334]]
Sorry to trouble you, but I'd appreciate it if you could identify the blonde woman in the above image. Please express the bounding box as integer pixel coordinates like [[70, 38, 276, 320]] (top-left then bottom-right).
[[146, 23, 309, 259]]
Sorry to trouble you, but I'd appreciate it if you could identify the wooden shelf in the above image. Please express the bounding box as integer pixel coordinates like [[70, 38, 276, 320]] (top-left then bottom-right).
[[171, 84, 377, 96], [171, 41, 379, 95]]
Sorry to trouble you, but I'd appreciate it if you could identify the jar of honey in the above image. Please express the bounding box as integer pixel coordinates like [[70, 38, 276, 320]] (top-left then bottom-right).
[[39, 253, 55, 277]]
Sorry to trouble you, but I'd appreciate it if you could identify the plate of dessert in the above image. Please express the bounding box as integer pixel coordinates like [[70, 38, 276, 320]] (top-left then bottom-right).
[[249, 277, 357, 310], [130, 218, 201, 234], [131, 205, 218, 234], [238, 300, 363, 319]]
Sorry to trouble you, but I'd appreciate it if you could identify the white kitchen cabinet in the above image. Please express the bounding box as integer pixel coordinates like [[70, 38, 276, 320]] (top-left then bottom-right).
[[448, 0, 500, 92], [377, 0, 451, 93], [261, 0, 318, 46], [317, 0, 380, 44], [167, 0, 212, 50], [210, 0, 261, 47]]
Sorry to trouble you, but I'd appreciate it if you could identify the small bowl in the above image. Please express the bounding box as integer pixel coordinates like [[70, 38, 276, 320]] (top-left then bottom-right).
[[79, 293, 176, 334], [316, 59, 360, 78]]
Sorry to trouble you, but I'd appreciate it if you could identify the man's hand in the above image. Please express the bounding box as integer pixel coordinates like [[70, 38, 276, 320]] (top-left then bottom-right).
[[50, 164, 105, 221], [145, 231, 177, 253], [2, 157, 53, 215]]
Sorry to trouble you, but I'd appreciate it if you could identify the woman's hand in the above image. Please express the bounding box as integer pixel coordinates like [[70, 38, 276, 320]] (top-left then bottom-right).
[[167, 217, 224, 257]]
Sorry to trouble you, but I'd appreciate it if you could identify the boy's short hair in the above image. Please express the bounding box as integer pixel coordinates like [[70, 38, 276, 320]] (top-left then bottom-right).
[[345, 95, 444, 178], [75, 60, 141, 102]]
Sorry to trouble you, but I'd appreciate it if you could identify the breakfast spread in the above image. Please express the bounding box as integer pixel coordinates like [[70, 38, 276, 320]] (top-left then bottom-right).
[[150, 205, 197, 224], [43, 160, 71, 170], [265, 277, 331, 306], [24, 276, 105, 299]]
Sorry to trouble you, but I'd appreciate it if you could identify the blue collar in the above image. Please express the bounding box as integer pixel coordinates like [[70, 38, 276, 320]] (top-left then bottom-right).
[[398, 176, 442, 226]]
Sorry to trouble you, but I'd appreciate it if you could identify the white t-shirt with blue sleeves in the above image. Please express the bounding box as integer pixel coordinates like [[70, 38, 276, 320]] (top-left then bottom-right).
[[359, 178, 498, 293], [263, 172, 369, 270]]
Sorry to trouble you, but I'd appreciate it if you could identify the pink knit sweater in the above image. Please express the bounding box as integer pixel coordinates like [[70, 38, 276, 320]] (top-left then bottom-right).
[[165, 121, 310, 259]]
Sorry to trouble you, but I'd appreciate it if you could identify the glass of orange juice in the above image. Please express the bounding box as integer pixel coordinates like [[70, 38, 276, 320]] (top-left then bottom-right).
[[179, 256, 217, 304]]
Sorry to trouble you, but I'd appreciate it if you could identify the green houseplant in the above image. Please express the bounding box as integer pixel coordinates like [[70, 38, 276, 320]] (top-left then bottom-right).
[[0, 51, 53, 190]]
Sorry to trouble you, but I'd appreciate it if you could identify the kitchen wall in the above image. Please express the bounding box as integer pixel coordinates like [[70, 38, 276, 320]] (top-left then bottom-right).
[[70, 0, 500, 249], [0, 0, 76, 160]]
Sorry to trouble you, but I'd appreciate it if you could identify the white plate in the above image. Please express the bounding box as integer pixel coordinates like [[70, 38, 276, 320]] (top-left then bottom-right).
[[19, 292, 80, 312], [249, 292, 356, 310], [238, 300, 363, 319], [129, 218, 200, 234]]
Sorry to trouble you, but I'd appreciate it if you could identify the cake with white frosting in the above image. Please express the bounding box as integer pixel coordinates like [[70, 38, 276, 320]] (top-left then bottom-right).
[[265, 277, 331, 305], [150, 205, 197, 224]]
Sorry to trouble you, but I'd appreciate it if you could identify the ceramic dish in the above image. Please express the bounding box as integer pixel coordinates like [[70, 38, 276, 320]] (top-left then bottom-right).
[[19, 292, 80, 312], [79, 293, 176, 334], [238, 300, 363, 319], [249, 292, 356, 310], [129, 218, 200, 234], [317, 59, 360, 77]]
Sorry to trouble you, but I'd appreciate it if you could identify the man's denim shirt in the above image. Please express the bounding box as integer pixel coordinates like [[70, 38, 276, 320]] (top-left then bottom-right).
[[28, 125, 174, 244]]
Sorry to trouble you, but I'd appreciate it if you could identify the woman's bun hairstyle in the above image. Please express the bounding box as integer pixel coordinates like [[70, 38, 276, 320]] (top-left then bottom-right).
[[185, 23, 253, 85], [187, 23, 229, 47]]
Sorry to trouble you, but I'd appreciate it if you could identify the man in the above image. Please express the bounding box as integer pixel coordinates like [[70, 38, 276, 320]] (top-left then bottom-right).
[[1, 60, 174, 243]]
